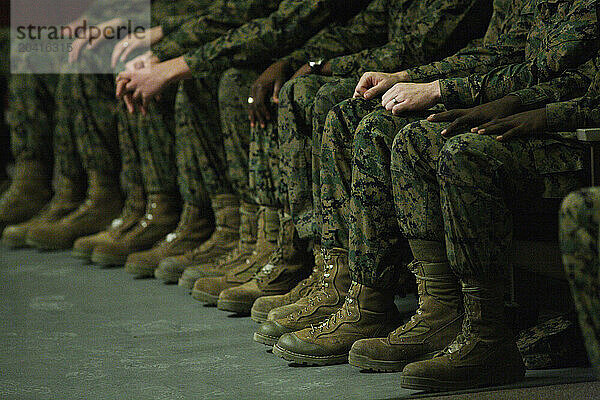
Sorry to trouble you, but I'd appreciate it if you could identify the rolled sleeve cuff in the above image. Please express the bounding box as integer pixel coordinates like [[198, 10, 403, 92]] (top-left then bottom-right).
[[545, 101, 580, 132], [439, 77, 477, 109]]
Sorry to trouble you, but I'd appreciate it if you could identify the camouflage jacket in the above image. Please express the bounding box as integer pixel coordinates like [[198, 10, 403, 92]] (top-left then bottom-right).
[[404, 0, 529, 82], [181, 0, 371, 77], [281, 0, 492, 78], [151, 0, 212, 28], [153, 0, 283, 61], [546, 66, 600, 131], [440, 0, 600, 109]]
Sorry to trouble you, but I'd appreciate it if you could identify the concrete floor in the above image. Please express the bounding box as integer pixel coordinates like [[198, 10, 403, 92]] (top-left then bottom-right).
[[0, 247, 598, 400]]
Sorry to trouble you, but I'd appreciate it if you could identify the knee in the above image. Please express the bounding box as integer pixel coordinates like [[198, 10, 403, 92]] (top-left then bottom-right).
[[436, 133, 496, 184], [560, 190, 589, 229]]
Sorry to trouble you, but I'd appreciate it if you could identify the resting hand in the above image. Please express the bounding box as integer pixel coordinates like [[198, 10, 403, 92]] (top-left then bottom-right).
[[111, 26, 164, 68], [69, 18, 123, 63], [381, 81, 441, 115], [353, 71, 408, 100], [471, 108, 547, 142], [248, 59, 293, 128], [427, 95, 523, 137]]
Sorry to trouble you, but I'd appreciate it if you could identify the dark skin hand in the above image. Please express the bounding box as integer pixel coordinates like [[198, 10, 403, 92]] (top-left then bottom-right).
[[472, 108, 548, 141], [248, 60, 332, 128], [426, 95, 523, 137]]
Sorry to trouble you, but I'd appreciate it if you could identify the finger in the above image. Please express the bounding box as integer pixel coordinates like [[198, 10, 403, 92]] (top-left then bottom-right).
[[364, 81, 386, 100], [427, 109, 464, 122], [441, 115, 473, 137], [496, 126, 522, 142], [123, 94, 135, 114], [391, 100, 410, 115], [133, 88, 142, 101], [249, 108, 256, 128], [478, 121, 512, 137], [272, 79, 284, 103], [125, 79, 138, 92], [384, 97, 399, 111], [257, 104, 270, 127], [111, 44, 122, 68], [473, 119, 500, 133], [115, 79, 128, 98], [120, 45, 136, 63]]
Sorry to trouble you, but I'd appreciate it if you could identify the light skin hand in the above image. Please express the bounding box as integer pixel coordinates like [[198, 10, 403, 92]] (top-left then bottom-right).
[[380, 81, 441, 115], [116, 56, 191, 114], [69, 18, 123, 63], [353, 71, 409, 99], [111, 26, 164, 68]]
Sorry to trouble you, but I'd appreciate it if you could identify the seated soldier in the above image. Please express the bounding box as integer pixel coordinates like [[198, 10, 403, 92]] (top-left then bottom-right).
[[560, 186, 600, 379]]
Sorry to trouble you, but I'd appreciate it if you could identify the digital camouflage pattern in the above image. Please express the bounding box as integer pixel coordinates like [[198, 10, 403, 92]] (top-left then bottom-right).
[[320, 97, 422, 288], [277, 0, 493, 243], [182, 0, 370, 77], [153, 0, 283, 61], [439, 0, 600, 109], [560, 187, 600, 376], [516, 315, 590, 369], [278, 75, 356, 239], [391, 121, 585, 279], [283, 0, 492, 77]]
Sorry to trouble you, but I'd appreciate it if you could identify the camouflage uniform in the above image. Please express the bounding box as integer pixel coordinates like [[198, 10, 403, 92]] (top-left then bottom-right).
[[277, 0, 493, 241], [324, 0, 599, 288], [560, 187, 600, 377], [171, 0, 370, 208]]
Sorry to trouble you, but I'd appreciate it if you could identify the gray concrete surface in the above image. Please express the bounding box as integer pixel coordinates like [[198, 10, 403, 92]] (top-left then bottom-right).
[[0, 247, 597, 400]]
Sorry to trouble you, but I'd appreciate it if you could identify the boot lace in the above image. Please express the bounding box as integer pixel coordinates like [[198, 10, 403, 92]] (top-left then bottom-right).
[[309, 296, 354, 335], [287, 263, 335, 320]]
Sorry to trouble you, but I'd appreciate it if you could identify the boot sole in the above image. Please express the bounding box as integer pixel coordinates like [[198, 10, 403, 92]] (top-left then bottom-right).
[[348, 350, 438, 372], [250, 308, 268, 323], [253, 332, 279, 346], [272, 344, 348, 366], [25, 237, 70, 251], [217, 299, 252, 315], [191, 289, 219, 305], [124, 263, 155, 278], [400, 373, 524, 392], [154, 268, 181, 284], [91, 253, 127, 267], [71, 248, 92, 260]]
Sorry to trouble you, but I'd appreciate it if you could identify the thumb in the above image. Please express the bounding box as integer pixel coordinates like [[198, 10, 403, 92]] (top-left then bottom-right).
[[272, 78, 285, 103]]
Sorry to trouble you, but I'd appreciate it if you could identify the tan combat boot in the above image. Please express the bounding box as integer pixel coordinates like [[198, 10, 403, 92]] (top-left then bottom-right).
[[263, 244, 325, 322], [177, 201, 258, 288], [400, 279, 526, 391], [154, 195, 240, 283], [90, 193, 181, 266], [0, 159, 52, 232], [124, 202, 214, 277], [72, 185, 145, 260], [26, 171, 123, 250], [251, 243, 324, 323], [253, 247, 350, 346], [2, 175, 85, 248], [191, 206, 278, 306], [217, 210, 312, 315], [272, 281, 401, 366], [348, 259, 463, 372]]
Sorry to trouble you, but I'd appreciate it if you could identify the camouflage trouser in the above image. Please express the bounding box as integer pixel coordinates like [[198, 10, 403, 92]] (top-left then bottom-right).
[[52, 42, 122, 183], [217, 68, 257, 205], [559, 187, 600, 377], [391, 119, 584, 280], [321, 97, 422, 289], [175, 76, 230, 209], [116, 104, 145, 194], [6, 73, 58, 166], [278, 74, 356, 240]]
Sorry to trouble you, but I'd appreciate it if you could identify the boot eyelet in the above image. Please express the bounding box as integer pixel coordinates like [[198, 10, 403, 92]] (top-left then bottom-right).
[[151, 202, 157, 208], [141, 221, 148, 228]]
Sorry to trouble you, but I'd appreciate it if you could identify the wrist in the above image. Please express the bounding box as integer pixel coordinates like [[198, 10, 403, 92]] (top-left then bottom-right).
[[393, 70, 409, 82], [430, 80, 441, 103], [164, 56, 192, 83]]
